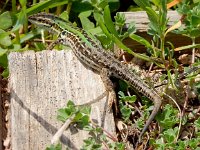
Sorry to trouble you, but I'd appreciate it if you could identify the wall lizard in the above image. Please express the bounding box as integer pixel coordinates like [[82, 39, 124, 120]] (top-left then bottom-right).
[[28, 13, 162, 141]]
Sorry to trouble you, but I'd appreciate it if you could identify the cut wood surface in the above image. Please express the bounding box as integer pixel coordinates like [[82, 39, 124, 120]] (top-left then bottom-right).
[[8, 50, 115, 150]]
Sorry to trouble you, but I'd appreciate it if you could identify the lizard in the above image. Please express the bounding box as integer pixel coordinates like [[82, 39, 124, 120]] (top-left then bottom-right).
[[28, 12, 162, 141]]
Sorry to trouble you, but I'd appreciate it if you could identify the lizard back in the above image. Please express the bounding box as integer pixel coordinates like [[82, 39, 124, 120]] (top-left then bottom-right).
[[28, 13, 162, 141]]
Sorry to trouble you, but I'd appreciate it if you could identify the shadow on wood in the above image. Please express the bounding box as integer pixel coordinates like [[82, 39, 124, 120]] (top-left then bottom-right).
[[8, 50, 115, 149]]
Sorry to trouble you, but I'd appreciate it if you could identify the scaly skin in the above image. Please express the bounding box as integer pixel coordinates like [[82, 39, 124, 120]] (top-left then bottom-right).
[[28, 13, 162, 141]]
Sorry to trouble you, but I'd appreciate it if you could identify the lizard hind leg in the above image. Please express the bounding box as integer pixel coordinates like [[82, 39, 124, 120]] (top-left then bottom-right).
[[100, 68, 118, 113]]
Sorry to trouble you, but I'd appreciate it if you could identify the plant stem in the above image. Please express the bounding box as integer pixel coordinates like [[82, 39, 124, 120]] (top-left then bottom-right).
[[191, 37, 195, 64], [12, 0, 16, 12], [12, 0, 20, 44], [56, 6, 62, 15], [160, 34, 165, 62], [66, 2, 72, 14]]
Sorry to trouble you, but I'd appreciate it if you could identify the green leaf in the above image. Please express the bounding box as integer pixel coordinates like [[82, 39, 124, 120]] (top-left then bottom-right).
[[167, 70, 177, 90], [127, 22, 136, 35], [82, 137, 102, 149], [94, 12, 152, 62], [71, 1, 93, 13], [188, 138, 199, 149], [191, 15, 200, 26], [108, 0, 120, 12], [19, 0, 27, 7], [176, 141, 187, 150], [91, 0, 98, 5], [94, 12, 112, 40], [78, 11, 95, 31], [12, 10, 26, 31], [96, 34, 113, 49], [160, 0, 167, 29], [46, 143, 62, 150], [133, 0, 151, 10], [25, 0, 70, 16], [76, 115, 90, 128], [176, 3, 190, 15], [176, 3, 200, 38], [0, 29, 12, 47], [83, 124, 93, 131], [194, 118, 200, 129], [154, 138, 165, 149], [195, 81, 200, 88], [190, 28, 200, 38], [9, 44, 21, 52], [0, 47, 8, 56], [104, 5, 119, 37], [73, 112, 83, 122], [1, 68, 9, 78], [151, 0, 161, 7], [163, 128, 178, 143], [98, 0, 108, 9], [88, 26, 102, 35], [129, 34, 152, 49], [120, 105, 132, 121], [118, 91, 136, 103], [57, 100, 76, 122], [114, 12, 126, 27], [156, 104, 179, 129], [79, 106, 91, 115], [118, 91, 125, 97], [175, 44, 200, 51], [0, 53, 8, 68], [145, 7, 160, 33], [57, 109, 69, 122], [0, 11, 12, 30], [20, 28, 43, 44], [59, 11, 69, 21], [114, 142, 125, 150], [118, 80, 128, 91]]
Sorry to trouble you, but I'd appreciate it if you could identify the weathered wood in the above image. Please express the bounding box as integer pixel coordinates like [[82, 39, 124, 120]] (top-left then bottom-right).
[[8, 50, 115, 150], [124, 11, 181, 32], [123, 11, 200, 52]]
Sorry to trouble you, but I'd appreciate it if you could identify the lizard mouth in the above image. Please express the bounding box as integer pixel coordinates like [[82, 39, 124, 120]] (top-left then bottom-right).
[[28, 13, 61, 34]]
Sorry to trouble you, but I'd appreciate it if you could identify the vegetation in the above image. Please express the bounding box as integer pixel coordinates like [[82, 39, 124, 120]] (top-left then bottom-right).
[[1, 0, 200, 149]]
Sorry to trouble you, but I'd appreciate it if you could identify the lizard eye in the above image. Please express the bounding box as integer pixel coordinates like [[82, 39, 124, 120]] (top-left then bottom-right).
[[62, 31, 67, 35], [60, 31, 67, 38]]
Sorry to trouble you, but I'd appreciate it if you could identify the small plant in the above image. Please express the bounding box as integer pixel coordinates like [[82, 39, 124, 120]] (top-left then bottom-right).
[[46, 143, 62, 150], [46, 100, 124, 149]]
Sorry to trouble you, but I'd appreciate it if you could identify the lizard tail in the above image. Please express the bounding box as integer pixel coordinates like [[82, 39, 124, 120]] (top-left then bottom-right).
[[138, 95, 162, 142]]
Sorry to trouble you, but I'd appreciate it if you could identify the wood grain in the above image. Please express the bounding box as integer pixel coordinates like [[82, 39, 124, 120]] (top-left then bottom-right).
[[8, 50, 115, 150]]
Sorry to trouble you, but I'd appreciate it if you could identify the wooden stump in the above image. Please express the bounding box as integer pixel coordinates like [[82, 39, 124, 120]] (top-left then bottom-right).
[[8, 50, 115, 150]]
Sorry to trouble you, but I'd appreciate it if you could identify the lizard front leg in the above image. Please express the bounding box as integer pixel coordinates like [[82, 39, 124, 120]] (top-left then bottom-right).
[[47, 38, 63, 50], [100, 68, 118, 113]]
